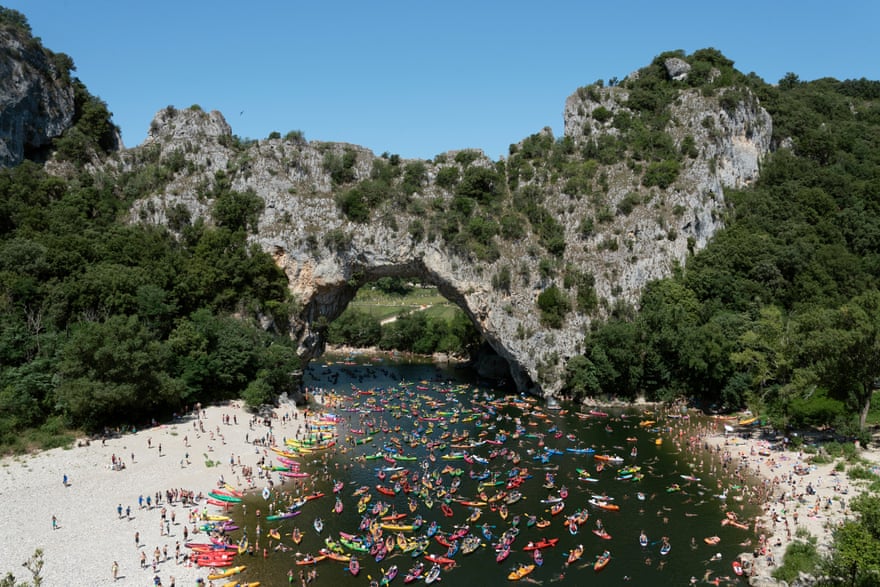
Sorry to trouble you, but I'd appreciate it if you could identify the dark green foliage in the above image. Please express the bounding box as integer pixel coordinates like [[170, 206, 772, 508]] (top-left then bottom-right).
[[456, 166, 501, 204], [212, 188, 264, 233], [680, 135, 699, 158], [435, 166, 459, 189], [500, 212, 526, 240], [54, 82, 119, 164], [328, 308, 382, 348], [323, 228, 352, 251], [616, 192, 640, 216], [563, 64, 880, 418], [536, 285, 570, 328], [284, 130, 306, 144], [642, 159, 680, 188], [453, 150, 480, 167], [0, 159, 296, 444], [378, 310, 479, 356], [772, 538, 818, 583], [591, 106, 612, 123], [0, 7, 31, 33], [374, 277, 412, 295], [335, 179, 389, 223], [323, 149, 358, 185], [823, 494, 880, 585], [402, 161, 428, 195]]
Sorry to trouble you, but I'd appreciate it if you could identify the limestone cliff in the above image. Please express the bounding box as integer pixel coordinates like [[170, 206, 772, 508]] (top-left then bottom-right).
[[120, 52, 773, 397], [0, 27, 75, 166]]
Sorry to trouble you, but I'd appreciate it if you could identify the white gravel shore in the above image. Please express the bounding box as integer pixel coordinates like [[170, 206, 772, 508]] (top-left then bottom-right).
[[0, 400, 303, 587], [702, 426, 878, 584]]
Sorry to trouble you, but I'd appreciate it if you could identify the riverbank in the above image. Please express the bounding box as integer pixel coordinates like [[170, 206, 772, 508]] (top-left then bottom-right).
[[669, 415, 879, 585], [0, 400, 304, 587], [322, 343, 465, 365]]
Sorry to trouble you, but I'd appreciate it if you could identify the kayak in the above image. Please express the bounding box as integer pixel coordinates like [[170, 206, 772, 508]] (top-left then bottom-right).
[[567, 544, 584, 564], [594, 550, 611, 571], [424, 564, 442, 584], [523, 537, 558, 550], [207, 565, 246, 580], [507, 564, 535, 581], [208, 492, 242, 503]]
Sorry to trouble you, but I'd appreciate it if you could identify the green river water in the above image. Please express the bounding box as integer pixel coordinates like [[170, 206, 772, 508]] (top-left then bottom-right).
[[216, 357, 758, 587]]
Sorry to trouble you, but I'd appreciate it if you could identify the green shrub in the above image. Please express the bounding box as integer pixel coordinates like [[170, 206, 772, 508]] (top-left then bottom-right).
[[537, 285, 570, 328], [591, 106, 613, 123], [643, 159, 680, 188], [772, 538, 818, 583]]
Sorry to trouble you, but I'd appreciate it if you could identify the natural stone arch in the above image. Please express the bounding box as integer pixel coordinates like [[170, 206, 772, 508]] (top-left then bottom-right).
[[276, 246, 536, 393]]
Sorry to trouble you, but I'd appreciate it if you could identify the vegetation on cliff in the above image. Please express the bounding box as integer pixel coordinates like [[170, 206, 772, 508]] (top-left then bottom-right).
[[562, 67, 880, 439]]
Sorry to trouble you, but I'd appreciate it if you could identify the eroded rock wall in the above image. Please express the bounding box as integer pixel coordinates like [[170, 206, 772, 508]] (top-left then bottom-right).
[[0, 29, 75, 166]]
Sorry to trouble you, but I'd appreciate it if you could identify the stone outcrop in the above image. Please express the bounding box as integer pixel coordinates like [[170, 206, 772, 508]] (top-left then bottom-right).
[[120, 60, 773, 397], [0, 29, 75, 166]]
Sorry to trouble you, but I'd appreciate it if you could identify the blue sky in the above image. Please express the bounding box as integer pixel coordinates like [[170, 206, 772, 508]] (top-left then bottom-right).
[[7, 1, 879, 160]]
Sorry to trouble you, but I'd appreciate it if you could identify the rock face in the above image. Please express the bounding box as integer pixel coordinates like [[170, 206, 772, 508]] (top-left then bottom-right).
[[0, 29, 75, 166], [122, 63, 772, 397]]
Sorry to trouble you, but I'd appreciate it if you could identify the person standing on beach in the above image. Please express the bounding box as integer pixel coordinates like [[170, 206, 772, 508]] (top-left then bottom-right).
[[51, 515, 57, 530], [111, 560, 119, 581], [62, 474, 68, 487]]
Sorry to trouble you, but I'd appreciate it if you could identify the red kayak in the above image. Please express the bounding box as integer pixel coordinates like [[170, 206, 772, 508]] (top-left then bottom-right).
[[424, 554, 454, 565], [523, 538, 558, 551], [376, 485, 396, 497], [441, 503, 454, 517]]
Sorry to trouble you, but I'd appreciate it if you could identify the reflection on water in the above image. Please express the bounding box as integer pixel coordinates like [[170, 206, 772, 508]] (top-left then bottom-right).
[[219, 358, 757, 586]]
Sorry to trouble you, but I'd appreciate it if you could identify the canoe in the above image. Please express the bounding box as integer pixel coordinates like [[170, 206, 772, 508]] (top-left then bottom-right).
[[523, 537, 558, 550], [424, 553, 454, 565], [207, 565, 246, 580], [208, 492, 242, 503]]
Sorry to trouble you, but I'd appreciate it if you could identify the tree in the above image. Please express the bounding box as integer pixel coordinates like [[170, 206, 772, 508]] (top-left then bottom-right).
[[730, 306, 794, 408], [809, 292, 880, 430], [536, 286, 570, 329], [212, 189, 264, 233], [825, 515, 880, 585], [562, 355, 600, 399], [0, 548, 43, 587]]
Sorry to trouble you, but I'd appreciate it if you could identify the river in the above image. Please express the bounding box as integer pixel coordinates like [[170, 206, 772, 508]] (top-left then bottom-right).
[[217, 356, 758, 586]]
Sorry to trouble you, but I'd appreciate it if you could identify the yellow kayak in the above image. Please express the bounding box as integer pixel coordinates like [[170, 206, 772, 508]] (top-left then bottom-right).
[[508, 564, 536, 581], [222, 582, 259, 587], [207, 565, 246, 580]]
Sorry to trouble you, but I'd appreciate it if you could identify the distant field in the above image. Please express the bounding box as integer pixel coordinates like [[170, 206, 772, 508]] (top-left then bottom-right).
[[347, 286, 456, 322]]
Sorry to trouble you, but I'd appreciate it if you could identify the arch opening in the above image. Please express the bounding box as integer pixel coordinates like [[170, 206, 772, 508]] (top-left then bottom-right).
[[290, 261, 533, 393]]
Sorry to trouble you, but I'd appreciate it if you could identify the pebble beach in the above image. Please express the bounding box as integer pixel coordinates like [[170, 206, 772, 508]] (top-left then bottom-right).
[[0, 401, 303, 587]]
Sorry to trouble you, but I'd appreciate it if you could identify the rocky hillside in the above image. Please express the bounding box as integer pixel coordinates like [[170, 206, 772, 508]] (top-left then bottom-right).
[[0, 17, 75, 166], [116, 50, 772, 395]]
